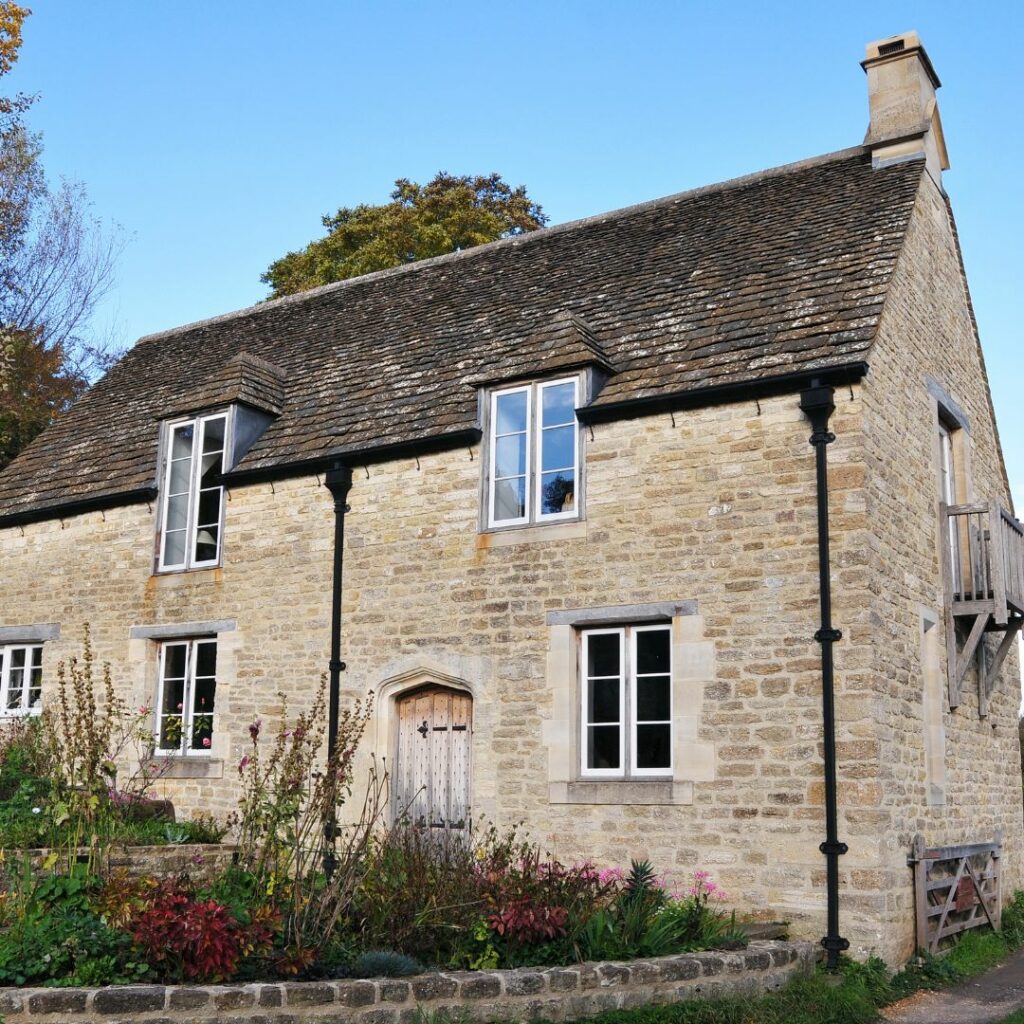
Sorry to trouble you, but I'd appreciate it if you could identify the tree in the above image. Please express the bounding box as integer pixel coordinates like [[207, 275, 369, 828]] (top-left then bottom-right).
[[0, 3, 122, 469], [262, 171, 547, 298]]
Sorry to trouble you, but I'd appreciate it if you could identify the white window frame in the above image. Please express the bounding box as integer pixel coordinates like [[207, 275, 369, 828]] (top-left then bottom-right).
[[487, 376, 581, 529], [534, 378, 580, 524], [580, 628, 626, 779], [157, 411, 231, 572], [488, 384, 532, 529], [154, 638, 217, 756], [0, 643, 43, 717], [580, 624, 673, 780]]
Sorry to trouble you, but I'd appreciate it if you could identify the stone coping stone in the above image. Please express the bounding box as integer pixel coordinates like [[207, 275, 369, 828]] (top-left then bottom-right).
[[1, 941, 815, 1023]]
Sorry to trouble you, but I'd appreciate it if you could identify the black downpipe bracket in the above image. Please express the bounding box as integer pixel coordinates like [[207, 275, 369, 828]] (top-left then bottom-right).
[[799, 381, 850, 969], [323, 462, 353, 879]]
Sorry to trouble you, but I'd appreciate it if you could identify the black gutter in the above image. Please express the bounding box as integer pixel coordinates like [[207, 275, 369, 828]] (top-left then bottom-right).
[[222, 428, 483, 488], [322, 460, 353, 880], [0, 486, 158, 530], [578, 362, 869, 425], [799, 380, 849, 970]]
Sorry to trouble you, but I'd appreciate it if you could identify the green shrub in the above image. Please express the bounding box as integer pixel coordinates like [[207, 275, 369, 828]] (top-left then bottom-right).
[[349, 950, 423, 977]]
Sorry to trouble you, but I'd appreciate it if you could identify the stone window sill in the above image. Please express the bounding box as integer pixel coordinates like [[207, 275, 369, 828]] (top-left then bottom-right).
[[150, 757, 224, 780], [548, 780, 693, 805], [477, 519, 587, 549]]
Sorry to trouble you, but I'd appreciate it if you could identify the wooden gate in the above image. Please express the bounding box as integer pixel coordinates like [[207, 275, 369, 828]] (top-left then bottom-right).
[[909, 833, 1003, 953], [394, 686, 471, 830]]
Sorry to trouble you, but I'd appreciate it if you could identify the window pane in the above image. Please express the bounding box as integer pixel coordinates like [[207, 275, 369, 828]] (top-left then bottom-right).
[[586, 633, 620, 678], [171, 424, 194, 459], [10, 648, 25, 669], [494, 477, 526, 521], [587, 725, 620, 770], [166, 493, 189, 531], [202, 417, 226, 453], [541, 424, 574, 472], [6, 664, 23, 709], [161, 674, 185, 715], [197, 488, 221, 527], [194, 641, 217, 678], [636, 629, 671, 675], [163, 644, 187, 682], [163, 530, 187, 566], [540, 470, 575, 515], [169, 458, 192, 495], [495, 433, 526, 478], [636, 724, 671, 769], [28, 662, 42, 709], [190, 714, 214, 750], [587, 677, 619, 724], [200, 451, 223, 486], [194, 525, 219, 563], [542, 382, 575, 427], [495, 391, 528, 435], [159, 714, 184, 750], [636, 676, 671, 721]]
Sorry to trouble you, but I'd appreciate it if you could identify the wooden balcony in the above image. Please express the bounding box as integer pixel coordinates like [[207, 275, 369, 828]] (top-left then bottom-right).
[[942, 501, 1024, 712]]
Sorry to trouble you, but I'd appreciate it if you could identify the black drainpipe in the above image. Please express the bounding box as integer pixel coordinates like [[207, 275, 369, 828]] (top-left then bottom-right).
[[799, 380, 849, 969], [323, 461, 353, 878]]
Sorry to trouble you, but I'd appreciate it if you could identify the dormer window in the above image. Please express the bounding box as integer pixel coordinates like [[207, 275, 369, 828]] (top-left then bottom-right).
[[158, 412, 229, 571], [486, 377, 581, 529]]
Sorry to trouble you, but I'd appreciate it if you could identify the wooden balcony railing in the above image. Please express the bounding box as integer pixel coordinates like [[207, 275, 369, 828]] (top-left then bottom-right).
[[943, 501, 1024, 622], [942, 501, 1024, 712]]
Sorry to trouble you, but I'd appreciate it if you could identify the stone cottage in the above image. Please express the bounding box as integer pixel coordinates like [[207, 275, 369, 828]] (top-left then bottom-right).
[[0, 33, 1020, 965]]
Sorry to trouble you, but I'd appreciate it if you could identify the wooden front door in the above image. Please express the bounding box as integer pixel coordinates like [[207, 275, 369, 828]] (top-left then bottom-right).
[[394, 687, 472, 830]]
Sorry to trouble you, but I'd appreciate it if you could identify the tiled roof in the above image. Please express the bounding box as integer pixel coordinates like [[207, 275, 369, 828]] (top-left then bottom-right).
[[0, 147, 924, 522]]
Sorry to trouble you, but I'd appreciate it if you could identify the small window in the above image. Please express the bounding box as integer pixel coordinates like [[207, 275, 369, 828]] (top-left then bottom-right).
[[581, 625, 672, 778], [0, 643, 43, 716], [155, 638, 217, 755], [487, 377, 580, 529], [158, 413, 229, 571]]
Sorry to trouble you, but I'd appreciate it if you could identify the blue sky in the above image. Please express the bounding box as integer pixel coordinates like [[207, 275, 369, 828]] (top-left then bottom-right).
[[8, 1, 1023, 509]]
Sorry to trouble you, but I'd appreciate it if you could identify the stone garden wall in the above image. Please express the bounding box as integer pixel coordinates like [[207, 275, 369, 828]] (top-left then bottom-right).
[[0, 940, 815, 1024]]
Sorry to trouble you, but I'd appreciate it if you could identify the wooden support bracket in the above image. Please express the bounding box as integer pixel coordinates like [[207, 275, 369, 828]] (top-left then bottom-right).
[[954, 613, 989, 693], [985, 618, 1023, 696]]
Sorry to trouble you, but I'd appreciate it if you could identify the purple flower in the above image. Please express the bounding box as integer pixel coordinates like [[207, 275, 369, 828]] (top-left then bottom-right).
[[249, 720, 262, 742]]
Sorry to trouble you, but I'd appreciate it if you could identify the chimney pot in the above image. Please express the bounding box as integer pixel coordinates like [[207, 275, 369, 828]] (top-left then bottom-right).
[[862, 31, 949, 185]]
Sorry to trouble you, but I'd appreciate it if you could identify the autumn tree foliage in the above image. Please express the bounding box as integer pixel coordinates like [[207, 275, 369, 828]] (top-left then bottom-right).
[[0, 3, 121, 469], [262, 171, 547, 298]]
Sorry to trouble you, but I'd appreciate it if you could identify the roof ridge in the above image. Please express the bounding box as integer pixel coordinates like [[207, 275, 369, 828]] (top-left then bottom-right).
[[135, 144, 874, 347]]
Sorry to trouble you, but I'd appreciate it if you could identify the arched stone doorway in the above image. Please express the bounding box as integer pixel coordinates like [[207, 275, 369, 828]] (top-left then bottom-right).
[[393, 685, 472, 831]]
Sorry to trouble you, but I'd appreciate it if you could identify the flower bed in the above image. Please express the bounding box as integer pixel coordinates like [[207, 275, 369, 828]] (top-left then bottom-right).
[[0, 941, 816, 1024], [0, 630, 760, 991]]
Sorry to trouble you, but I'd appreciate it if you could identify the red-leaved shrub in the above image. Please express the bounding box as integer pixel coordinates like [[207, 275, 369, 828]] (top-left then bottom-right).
[[488, 898, 569, 944], [132, 884, 243, 982]]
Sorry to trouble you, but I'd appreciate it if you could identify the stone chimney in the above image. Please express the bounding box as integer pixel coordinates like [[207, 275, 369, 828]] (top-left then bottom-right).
[[862, 32, 949, 185]]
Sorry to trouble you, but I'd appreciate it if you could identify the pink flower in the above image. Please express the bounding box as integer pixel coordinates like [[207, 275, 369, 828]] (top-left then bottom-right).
[[238, 755, 251, 775], [177, 702, 183, 710], [202, 737, 211, 748], [138, 705, 150, 715]]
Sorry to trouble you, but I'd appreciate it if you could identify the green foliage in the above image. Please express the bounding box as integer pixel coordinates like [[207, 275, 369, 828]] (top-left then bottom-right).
[[580, 865, 743, 962], [0, 868, 151, 987], [348, 950, 423, 978], [261, 172, 546, 297]]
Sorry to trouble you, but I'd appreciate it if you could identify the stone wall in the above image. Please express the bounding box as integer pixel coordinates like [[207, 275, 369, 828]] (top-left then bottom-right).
[[0, 941, 815, 1024], [860, 168, 1024, 962]]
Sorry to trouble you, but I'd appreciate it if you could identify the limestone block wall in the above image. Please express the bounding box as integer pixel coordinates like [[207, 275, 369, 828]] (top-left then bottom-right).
[[0, 941, 816, 1024], [861, 168, 1024, 962], [0, 388, 883, 952]]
